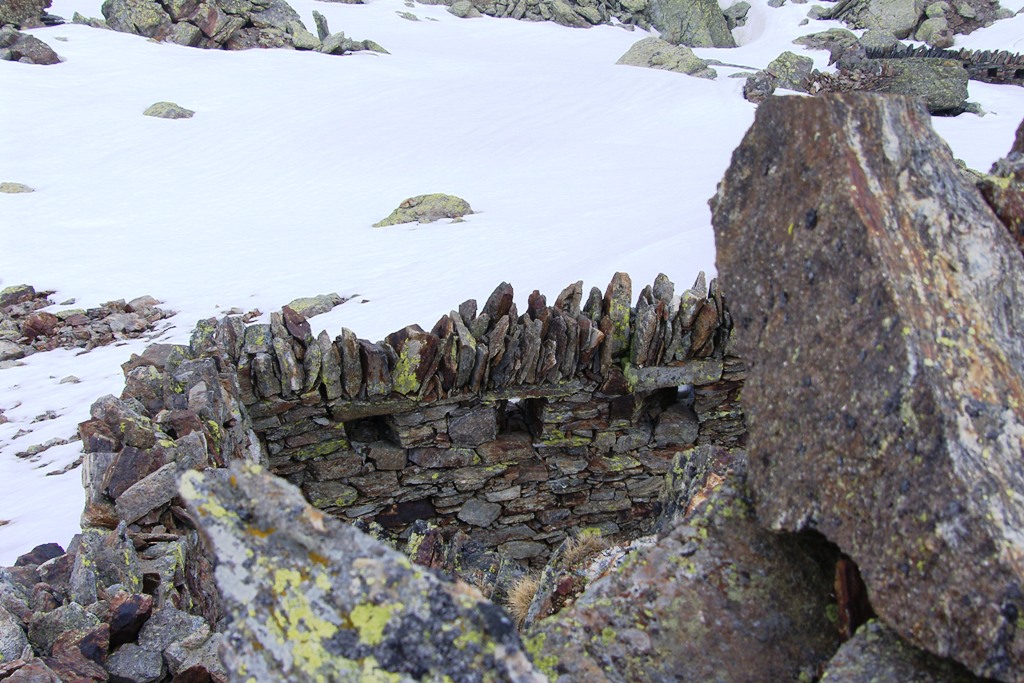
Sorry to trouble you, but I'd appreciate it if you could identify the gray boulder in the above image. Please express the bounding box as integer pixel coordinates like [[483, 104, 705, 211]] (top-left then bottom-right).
[[825, 0, 922, 38], [0, 27, 60, 64], [722, 0, 749, 28], [179, 462, 546, 682], [448, 0, 482, 17], [616, 36, 717, 78], [646, 0, 736, 47], [373, 193, 473, 227], [712, 92, 1024, 680], [318, 30, 388, 55], [101, 0, 173, 38], [915, 14, 953, 47], [821, 621, 983, 682], [765, 50, 814, 90], [143, 101, 195, 118], [28, 603, 100, 656], [0, 604, 27, 663], [856, 27, 900, 50]]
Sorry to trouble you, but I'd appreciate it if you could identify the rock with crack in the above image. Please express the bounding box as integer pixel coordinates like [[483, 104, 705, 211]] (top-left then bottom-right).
[[712, 92, 1024, 681], [180, 461, 546, 682], [526, 445, 841, 681], [373, 193, 474, 227]]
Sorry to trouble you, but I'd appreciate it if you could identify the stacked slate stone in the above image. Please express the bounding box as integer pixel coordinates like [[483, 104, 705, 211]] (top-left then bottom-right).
[[0, 285, 173, 365], [864, 44, 1024, 86], [223, 272, 743, 561]]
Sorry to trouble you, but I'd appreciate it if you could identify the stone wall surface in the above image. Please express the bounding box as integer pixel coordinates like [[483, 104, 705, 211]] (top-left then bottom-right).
[[207, 272, 743, 560]]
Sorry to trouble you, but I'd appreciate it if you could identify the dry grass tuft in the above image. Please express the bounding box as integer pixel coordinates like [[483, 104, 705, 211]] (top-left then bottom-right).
[[561, 533, 611, 568], [505, 574, 540, 628]]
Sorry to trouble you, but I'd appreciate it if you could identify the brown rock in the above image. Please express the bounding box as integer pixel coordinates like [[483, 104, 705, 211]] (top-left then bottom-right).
[[712, 92, 1024, 680], [20, 311, 58, 340], [108, 592, 153, 648]]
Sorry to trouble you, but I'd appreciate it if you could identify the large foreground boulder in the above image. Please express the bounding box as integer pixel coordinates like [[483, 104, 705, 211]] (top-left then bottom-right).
[[526, 445, 841, 681], [712, 92, 1024, 680], [180, 461, 545, 682]]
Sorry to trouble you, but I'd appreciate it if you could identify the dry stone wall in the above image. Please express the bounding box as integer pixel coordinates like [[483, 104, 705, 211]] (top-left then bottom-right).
[[75, 271, 745, 573], [196, 271, 745, 560]]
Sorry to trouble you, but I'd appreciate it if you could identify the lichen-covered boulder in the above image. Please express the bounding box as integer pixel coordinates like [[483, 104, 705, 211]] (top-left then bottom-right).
[[765, 50, 815, 91], [180, 461, 545, 682], [528, 446, 840, 681], [871, 58, 968, 114], [616, 36, 716, 78], [285, 292, 344, 318], [373, 193, 474, 227], [712, 92, 1024, 681], [101, 0, 173, 38], [821, 621, 983, 682], [0, 181, 35, 193], [646, 0, 735, 47], [143, 101, 195, 119]]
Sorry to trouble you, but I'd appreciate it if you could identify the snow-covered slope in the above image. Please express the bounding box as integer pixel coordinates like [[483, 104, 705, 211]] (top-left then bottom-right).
[[1, 0, 1021, 564]]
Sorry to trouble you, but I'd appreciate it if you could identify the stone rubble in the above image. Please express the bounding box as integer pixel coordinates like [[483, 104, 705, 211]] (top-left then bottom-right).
[[0, 286, 174, 367]]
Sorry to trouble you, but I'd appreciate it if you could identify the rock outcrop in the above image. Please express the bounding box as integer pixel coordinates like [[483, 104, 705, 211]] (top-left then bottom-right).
[[712, 92, 1024, 680], [180, 460, 546, 682]]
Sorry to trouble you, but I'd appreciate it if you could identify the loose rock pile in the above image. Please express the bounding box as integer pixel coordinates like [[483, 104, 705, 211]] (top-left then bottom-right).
[[0, 285, 174, 366], [94, 0, 386, 53]]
